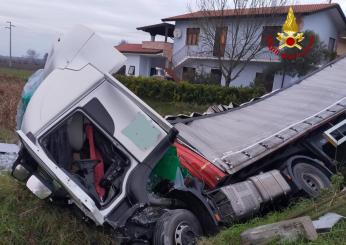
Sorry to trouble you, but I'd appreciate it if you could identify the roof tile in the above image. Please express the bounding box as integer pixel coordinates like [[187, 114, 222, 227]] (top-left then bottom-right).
[[162, 3, 341, 21], [115, 43, 163, 54]]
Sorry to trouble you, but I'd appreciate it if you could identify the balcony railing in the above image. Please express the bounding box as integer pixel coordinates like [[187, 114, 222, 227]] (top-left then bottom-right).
[[172, 44, 280, 67]]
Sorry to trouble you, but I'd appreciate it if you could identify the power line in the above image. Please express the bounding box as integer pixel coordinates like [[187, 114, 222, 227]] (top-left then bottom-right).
[[5, 21, 15, 67]]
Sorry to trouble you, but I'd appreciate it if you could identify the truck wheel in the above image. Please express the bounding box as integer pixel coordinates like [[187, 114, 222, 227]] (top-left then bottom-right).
[[292, 162, 331, 197], [153, 209, 202, 245]]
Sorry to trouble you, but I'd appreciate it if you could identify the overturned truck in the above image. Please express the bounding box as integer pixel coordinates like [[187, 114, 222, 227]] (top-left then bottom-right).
[[12, 27, 346, 244]]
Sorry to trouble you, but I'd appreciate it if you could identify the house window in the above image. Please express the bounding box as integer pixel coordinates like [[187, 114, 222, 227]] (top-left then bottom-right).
[[261, 26, 282, 47], [328, 38, 336, 52], [210, 68, 222, 84], [213, 27, 228, 57], [128, 66, 135, 76], [150, 67, 157, 76], [186, 28, 200, 46], [182, 67, 196, 81]]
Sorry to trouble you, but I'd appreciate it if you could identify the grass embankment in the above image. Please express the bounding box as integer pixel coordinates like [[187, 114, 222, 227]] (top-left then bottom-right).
[[0, 174, 115, 244], [201, 190, 346, 245], [1, 172, 346, 244]]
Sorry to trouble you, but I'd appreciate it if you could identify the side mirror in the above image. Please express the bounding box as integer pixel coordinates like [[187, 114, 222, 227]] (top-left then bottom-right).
[[26, 175, 52, 200]]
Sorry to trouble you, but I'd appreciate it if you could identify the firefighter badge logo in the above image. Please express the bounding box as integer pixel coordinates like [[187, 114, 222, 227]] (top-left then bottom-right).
[[276, 7, 304, 50], [267, 6, 314, 60]]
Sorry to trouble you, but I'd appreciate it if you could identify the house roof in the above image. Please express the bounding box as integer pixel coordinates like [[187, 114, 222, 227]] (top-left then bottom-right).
[[162, 3, 346, 23], [137, 23, 175, 38], [115, 43, 163, 54]]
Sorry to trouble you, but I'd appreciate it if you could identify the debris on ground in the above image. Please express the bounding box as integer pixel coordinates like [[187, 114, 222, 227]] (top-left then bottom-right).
[[240, 216, 318, 245], [313, 212, 345, 233], [0, 143, 19, 171]]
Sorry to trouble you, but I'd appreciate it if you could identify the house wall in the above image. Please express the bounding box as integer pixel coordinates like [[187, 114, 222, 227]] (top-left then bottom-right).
[[181, 59, 270, 87], [173, 20, 193, 55], [143, 41, 173, 62], [124, 54, 141, 76], [173, 10, 342, 57], [123, 54, 167, 77], [302, 9, 339, 46], [139, 56, 150, 76], [173, 17, 284, 59]]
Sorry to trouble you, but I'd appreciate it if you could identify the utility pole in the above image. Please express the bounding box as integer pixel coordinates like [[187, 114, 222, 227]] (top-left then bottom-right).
[[5, 21, 15, 68]]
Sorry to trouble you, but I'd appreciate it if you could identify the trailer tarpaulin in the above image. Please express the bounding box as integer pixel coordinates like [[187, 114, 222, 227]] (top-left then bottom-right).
[[175, 57, 346, 174]]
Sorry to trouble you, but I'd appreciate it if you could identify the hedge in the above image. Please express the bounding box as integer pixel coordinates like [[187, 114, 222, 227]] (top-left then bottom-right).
[[115, 75, 265, 105]]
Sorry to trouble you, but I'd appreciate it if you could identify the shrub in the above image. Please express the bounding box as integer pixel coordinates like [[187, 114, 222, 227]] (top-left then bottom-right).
[[115, 75, 265, 105]]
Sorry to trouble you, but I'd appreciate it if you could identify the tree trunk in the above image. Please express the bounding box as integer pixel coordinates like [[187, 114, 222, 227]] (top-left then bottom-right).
[[225, 76, 232, 87], [281, 69, 286, 89]]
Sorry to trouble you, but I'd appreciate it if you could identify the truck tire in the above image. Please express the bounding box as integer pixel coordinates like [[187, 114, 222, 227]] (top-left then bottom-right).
[[292, 162, 331, 197], [153, 209, 202, 245]]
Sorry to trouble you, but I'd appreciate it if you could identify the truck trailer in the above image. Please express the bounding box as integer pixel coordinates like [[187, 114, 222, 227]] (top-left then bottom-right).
[[11, 26, 346, 244]]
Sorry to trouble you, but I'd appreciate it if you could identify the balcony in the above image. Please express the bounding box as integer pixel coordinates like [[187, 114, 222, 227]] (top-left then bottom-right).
[[172, 44, 280, 68]]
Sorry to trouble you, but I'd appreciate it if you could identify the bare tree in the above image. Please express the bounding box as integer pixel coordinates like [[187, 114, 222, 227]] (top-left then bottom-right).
[[192, 0, 288, 86], [43, 53, 49, 63], [26, 49, 40, 59], [118, 39, 128, 45]]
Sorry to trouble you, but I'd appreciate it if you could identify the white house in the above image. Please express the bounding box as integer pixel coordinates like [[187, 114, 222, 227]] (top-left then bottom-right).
[[115, 23, 174, 78], [162, 3, 346, 89]]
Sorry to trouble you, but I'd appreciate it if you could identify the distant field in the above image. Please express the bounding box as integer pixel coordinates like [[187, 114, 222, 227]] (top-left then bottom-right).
[[0, 67, 33, 81]]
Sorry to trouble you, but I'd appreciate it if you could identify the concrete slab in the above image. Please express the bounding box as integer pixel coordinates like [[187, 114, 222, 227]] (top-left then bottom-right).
[[0, 143, 19, 154], [241, 216, 318, 245], [313, 212, 345, 233]]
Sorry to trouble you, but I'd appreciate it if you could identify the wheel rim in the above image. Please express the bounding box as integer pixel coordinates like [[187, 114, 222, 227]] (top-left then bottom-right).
[[293, 162, 329, 196], [175, 222, 197, 245], [301, 173, 324, 193]]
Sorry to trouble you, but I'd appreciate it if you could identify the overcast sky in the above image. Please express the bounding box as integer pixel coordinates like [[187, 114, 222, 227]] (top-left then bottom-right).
[[0, 0, 345, 57]]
